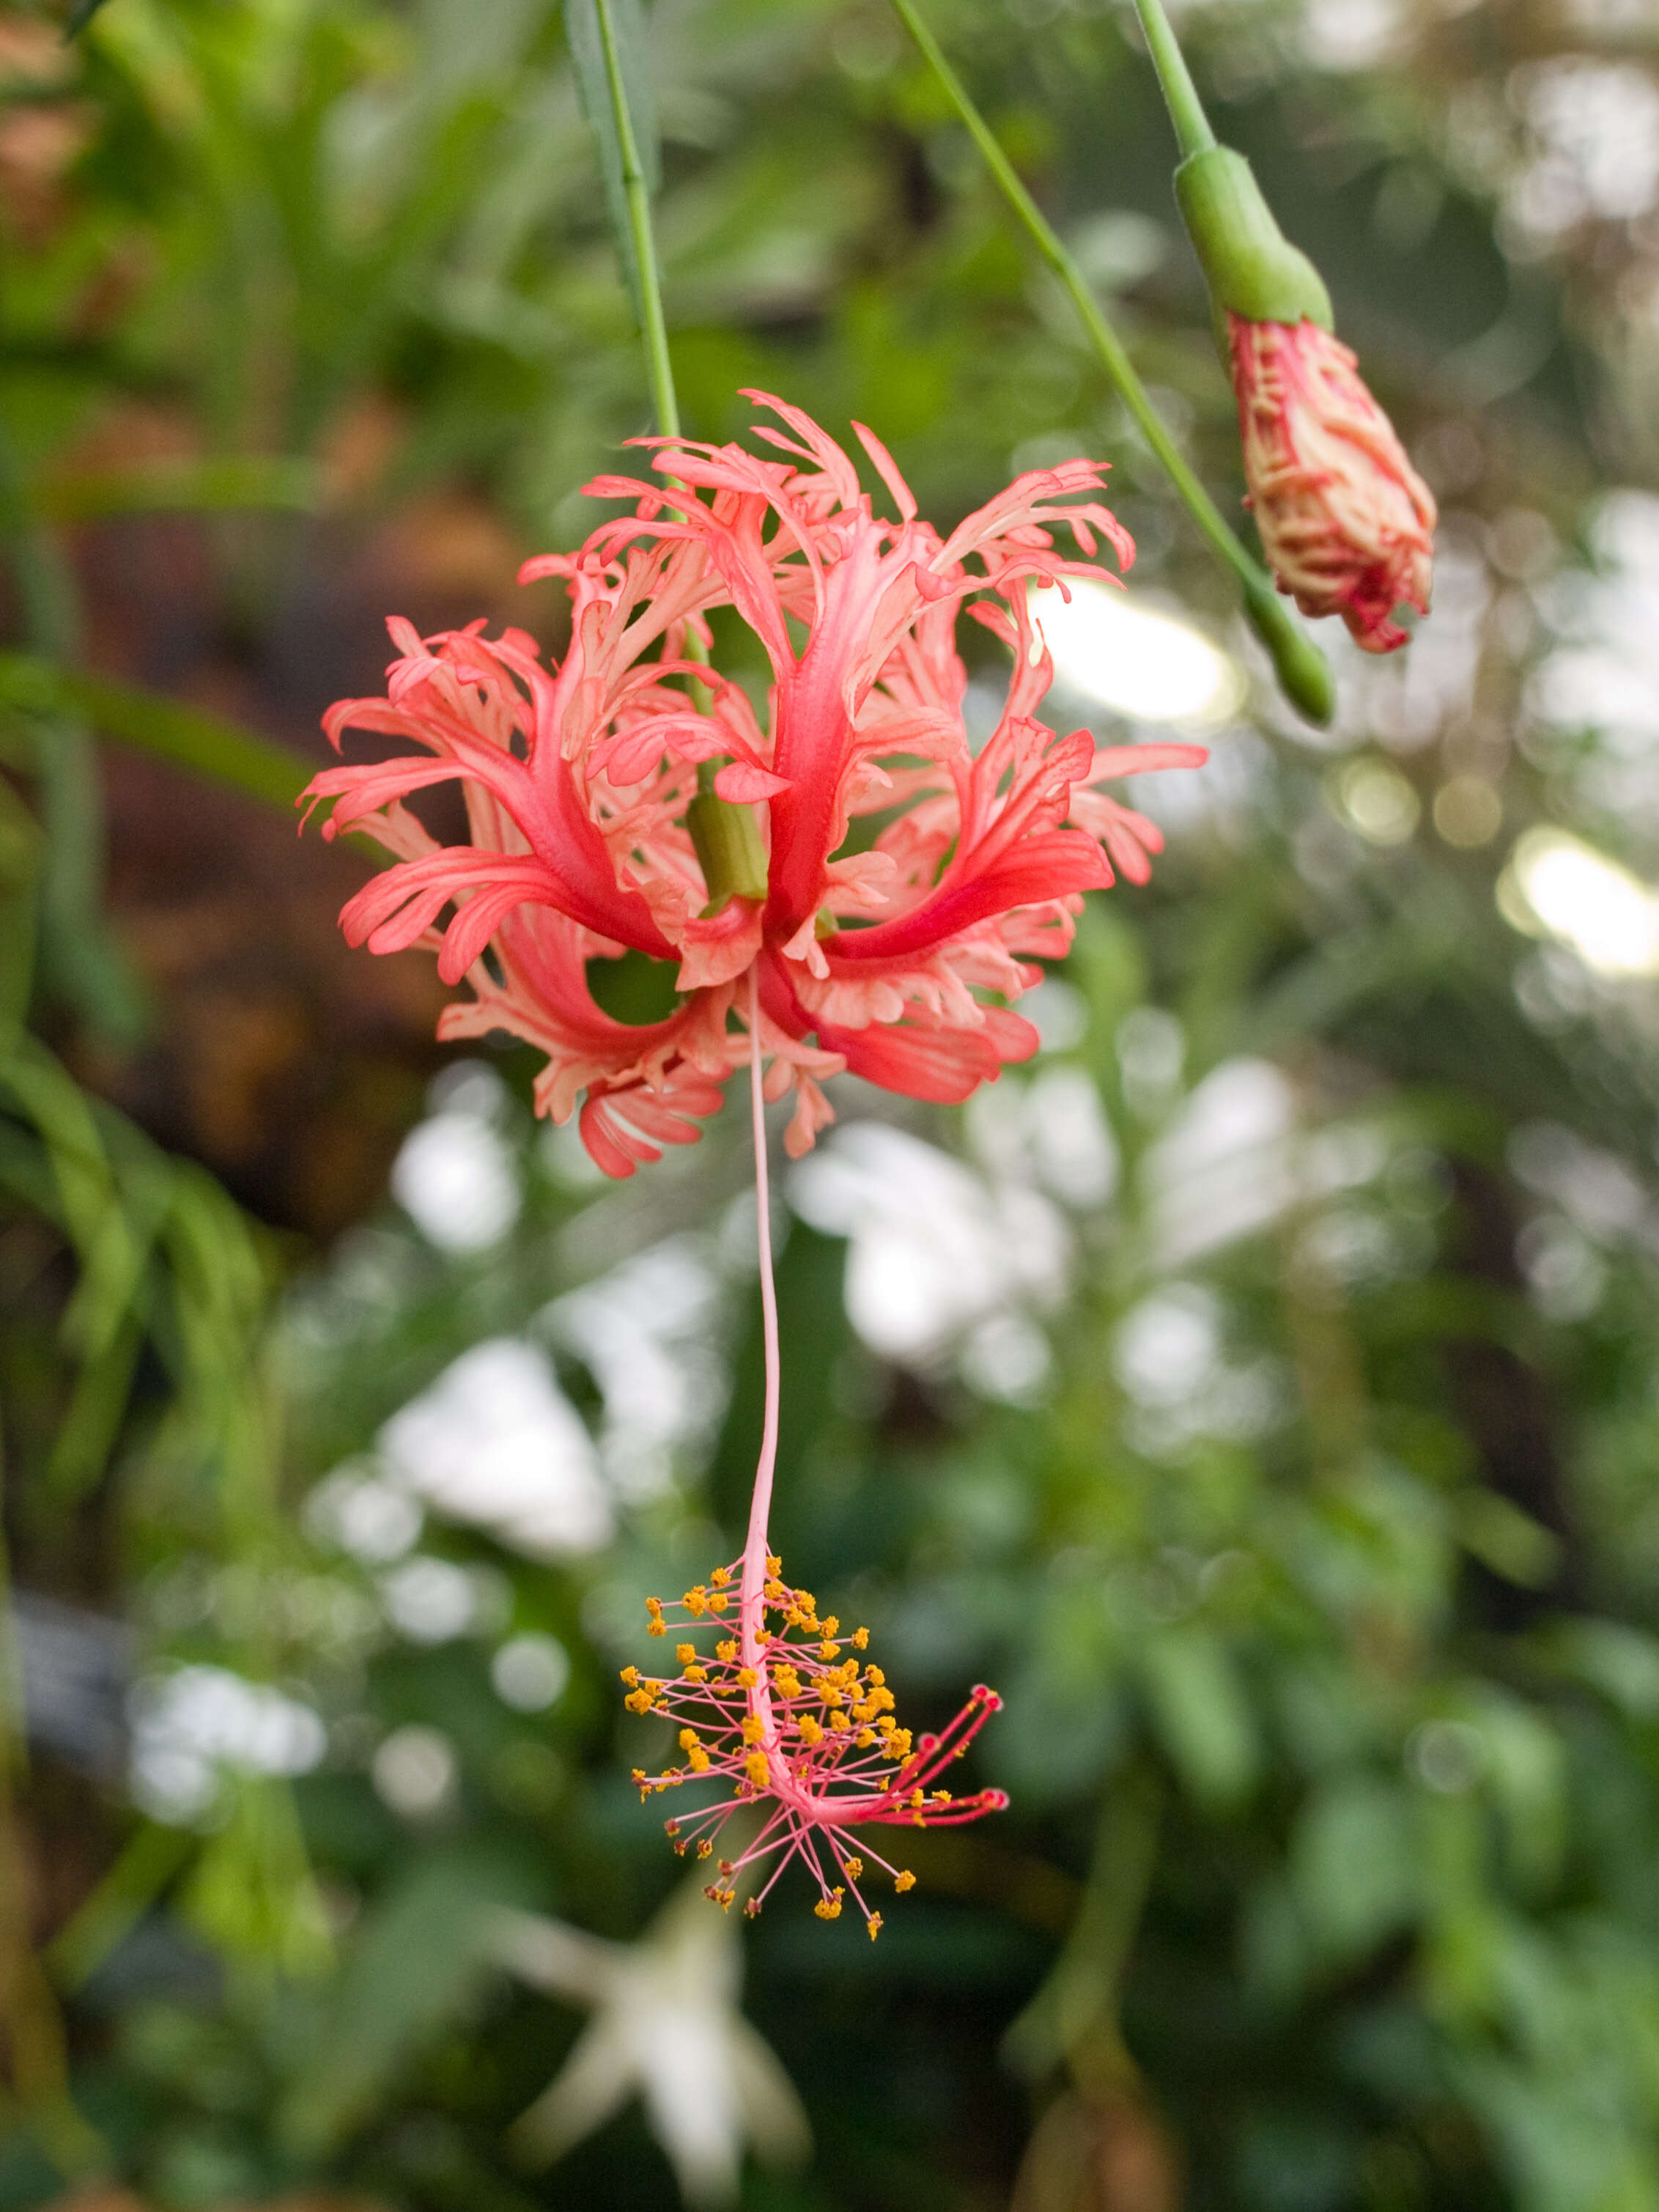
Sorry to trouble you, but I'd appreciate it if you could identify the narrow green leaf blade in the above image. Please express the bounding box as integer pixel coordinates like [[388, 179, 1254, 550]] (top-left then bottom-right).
[[564, 0, 659, 322]]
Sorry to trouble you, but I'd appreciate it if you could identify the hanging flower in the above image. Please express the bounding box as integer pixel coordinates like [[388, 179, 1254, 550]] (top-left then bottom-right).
[[303, 393, 1204, 1176], [1227, 315, 1436, 655]]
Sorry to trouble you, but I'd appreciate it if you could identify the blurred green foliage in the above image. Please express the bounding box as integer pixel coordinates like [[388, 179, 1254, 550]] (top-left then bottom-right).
[[4, 1, 1659, 2210]]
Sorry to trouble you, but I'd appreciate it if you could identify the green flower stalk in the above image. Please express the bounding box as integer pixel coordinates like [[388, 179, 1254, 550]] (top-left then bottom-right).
[[889, 0, 1334, 726]]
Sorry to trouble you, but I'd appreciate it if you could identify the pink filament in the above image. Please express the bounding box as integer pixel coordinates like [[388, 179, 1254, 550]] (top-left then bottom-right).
[[739, 966, 783, 1755]]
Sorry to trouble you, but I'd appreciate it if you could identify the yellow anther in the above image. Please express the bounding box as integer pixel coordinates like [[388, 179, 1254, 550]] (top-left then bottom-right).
[[852, 1627, 869, 1650], [684, 1664, 708, 1684], [679, 1728, 701, 1752], [756, 1629, 771, 1645], [813, 1889, 844, 1921], [844, 1857, 864, 1881], [630, 1768, 648, 1786], [624, 1689, 654, 1714], [931, 1789, 951, 1804], [741, 1715, 765, 1744], [797, 1716, 824, 1747], [620, 1667, 640, 1686], [765, 1554, 782, 1577], [676, 1644, 697, 1664], [684, 1588, 709, 1617], [819, 1643, 841, 1662], [772, 1666, 802, 1698], [711, 1566, 731, 1587], [744, 1750, 771, 1786], [821, 1616, 839, 1636], [708, 1593, 728, 1614], [736, 1667, 758, 1689], [867, 1914, 883, 1941], [688, 1747, 710, 1771], [647, 1620, 667, 1637], [706, 1885, 735, 1912], [764, 1580, 784, 1602], [856, 1728, 875, 1747], [865, 1667, 886, 1687], [894, 1870, 915, 1893], [827, 1710, 851, 1733], [717, 1640, 738, 1663], [646, 1597, 664, 1617], [697, 1839, 713, 1859], [821, 1686, 844, 1708]]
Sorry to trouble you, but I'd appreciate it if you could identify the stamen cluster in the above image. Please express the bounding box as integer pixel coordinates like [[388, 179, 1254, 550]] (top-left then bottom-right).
[[623, 1556, 1005, 1938]]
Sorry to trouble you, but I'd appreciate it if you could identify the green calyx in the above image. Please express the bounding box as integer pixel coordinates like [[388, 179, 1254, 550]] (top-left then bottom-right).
[[687, 789, 769, 915], [1174, 147, 1333, 331]]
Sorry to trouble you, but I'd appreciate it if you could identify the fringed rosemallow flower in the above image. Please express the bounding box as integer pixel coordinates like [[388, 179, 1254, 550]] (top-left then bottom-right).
[[1227, 314, 1436, 655], [302, 393, 1200, 1177], [303, 394, 1204, 1928], [1172, 144, 1436, 655]]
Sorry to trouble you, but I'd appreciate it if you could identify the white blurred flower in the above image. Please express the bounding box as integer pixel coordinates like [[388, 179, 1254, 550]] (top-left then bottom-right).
[[129, 1664, 326, 1825], [391, 1061, 520, 1253], [378, 1338, 613, 1558], [371, 1724, 457, 1818], [491, 1633, 570, 1712], [379, 1555, 478, 1643], [544, 1237, 723, 1500], [789, 1123, 1069, 1365], [304, 1464, 423, 1563], [492, 1882, 810, 2206], [1141, 1058, 1298, 1264], [968, 1066, 1119, 1212]]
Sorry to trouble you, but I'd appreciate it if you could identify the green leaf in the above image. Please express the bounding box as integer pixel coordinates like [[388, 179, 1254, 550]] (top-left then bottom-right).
[[1138, 1629, 1260, 1810], [0, 655, 311, 813], [278, 1851, 537, 2156], [31, 455, 323, 526], [564, 0, 659, 322], [1292, 1774, 1422, 1964]]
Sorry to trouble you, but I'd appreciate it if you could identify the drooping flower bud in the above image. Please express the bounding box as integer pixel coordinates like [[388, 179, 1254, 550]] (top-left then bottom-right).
[[1226, 311, 1437, 654], [1172, 141, 1436, 653]]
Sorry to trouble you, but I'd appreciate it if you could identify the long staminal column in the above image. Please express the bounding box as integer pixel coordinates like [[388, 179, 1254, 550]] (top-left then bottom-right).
[[621, 968, 1008, 1937]]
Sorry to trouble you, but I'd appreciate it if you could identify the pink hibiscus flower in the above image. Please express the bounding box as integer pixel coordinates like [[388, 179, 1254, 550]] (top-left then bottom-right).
[[302, 392, 1203, 1176], [305, 395, 1207, 1925]]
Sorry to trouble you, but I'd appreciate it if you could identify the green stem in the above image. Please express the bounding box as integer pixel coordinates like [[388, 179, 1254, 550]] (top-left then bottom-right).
[[592, 0, 681, 443], [593, 0, 744, 798], [1128, 0, 1216, 161], [0, 417, 144, 1036], [887, 0, 1332, 725]]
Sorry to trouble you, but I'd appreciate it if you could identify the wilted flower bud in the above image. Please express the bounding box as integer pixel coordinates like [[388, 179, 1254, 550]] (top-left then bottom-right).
[[1227, 311, 1438, 654]]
